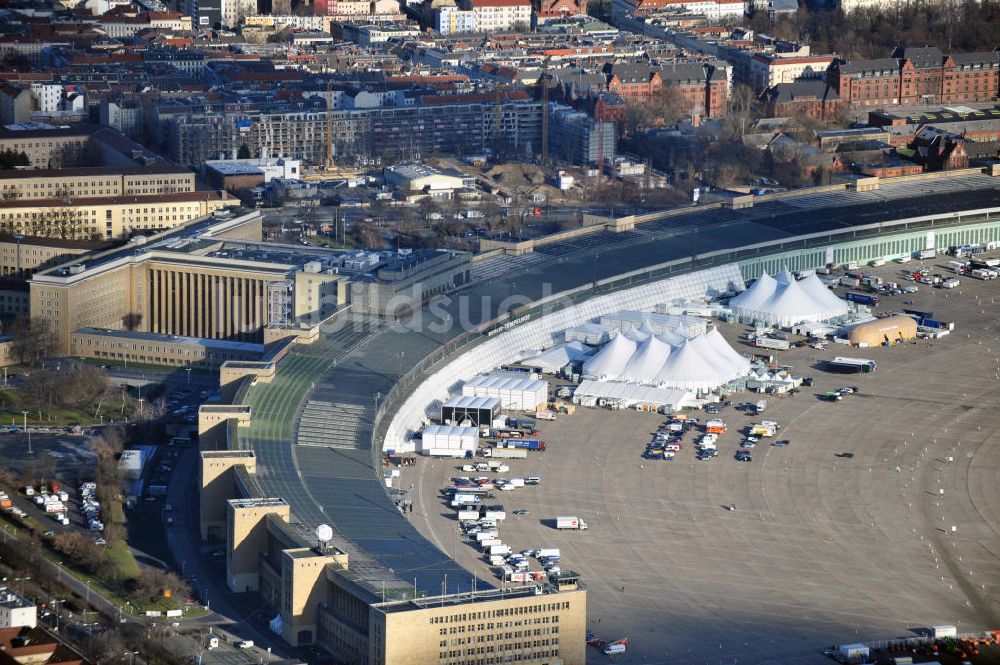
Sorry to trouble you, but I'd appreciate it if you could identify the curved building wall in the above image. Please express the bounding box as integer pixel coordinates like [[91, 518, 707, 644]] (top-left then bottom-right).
[[383, 264, 745, 451]]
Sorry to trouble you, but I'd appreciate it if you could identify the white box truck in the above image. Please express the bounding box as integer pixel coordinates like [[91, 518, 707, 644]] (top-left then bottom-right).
[[932, 625, 957, 639], [555, 516, 588, 530], [457, 510, 480, 521], [479, 539, 502, 550], [535, 548, 560, 558], [488, 544, 512, 556]]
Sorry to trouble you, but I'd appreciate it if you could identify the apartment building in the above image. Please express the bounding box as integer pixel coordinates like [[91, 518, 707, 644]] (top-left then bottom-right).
[[0, 191, 235, 240], [612, 0, 744, 21], [548, 104, 616, 165], [165, 96, 543, 165], [470, 0, 532, 31], [830, 47, 1000, 107], [0, 165, 195, 201]]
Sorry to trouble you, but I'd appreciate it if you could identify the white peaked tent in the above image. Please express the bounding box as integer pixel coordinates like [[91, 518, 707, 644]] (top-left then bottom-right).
[[581, 333, 637, 381], [730, 268, 848, 326], [583, 325, 749, 392], [623, 334, 672, 384]]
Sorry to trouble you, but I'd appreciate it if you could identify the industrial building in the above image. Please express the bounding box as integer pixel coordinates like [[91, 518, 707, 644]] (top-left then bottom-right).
[[461, 373, 549, 411], [440, 395, 502, 427]]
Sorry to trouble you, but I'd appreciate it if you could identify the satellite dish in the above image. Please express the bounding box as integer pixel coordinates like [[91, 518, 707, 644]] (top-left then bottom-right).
[[315, 524, 333, 544]]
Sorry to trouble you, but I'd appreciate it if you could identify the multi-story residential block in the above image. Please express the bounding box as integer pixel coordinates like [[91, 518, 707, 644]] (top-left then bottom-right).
[[612, 0, 744, 22], [435, 5, 478, 33], [99, 100, 144, 138], [0, 84, 33, 125], [548, 103, 616, 165], [830, 47, 1000, 107], [165, 94, 543, 165], [470, 0, 532, 31]]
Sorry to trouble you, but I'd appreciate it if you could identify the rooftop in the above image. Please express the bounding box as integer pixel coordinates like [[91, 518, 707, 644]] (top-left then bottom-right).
[[74, 328, 265, 353]]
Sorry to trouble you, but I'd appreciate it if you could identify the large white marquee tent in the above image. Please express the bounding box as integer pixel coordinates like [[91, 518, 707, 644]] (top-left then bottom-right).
[[729, 268, 848, 327], [582, 325, 750, 392]]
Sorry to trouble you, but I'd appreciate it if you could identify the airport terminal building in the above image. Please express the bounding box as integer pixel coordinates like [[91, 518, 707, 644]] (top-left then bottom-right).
[[200, 450, 587, 664]]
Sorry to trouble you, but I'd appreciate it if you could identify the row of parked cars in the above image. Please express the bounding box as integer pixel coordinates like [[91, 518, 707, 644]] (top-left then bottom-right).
[[79, 482, 105, 541]]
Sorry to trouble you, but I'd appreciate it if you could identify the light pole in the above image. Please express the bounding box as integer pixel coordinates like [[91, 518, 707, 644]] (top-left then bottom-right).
[[51, 598, 64, 633], [56, 561, 62, 583], [397, 351, 404, 379], [123, 651, 138, 665], [13, 576, 29, 597], [185, 366, 192, 386], [374, 391, 381, 413], [21, 412, 30, 455], [85, 580, 90, 605]]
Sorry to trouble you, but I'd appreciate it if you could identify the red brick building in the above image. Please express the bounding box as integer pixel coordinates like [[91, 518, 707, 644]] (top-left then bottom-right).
[[604, 61, 729, 118], [533, 0, 586, 22], [760, 79, 844, 119], [829, 47, 1000, 107]]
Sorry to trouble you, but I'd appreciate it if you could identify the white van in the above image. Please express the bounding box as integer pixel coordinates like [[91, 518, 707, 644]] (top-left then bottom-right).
[[896, 256, 911, 264], [235, 640, 254, 649]]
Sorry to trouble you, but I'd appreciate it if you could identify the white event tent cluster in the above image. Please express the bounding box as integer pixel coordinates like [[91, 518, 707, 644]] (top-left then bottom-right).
[[729, 268, 848, 327], [582, 322, 750, 392]]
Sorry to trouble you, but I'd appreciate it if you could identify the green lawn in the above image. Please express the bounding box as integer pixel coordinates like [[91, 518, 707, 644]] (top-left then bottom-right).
[[0, 388, 130, 427]]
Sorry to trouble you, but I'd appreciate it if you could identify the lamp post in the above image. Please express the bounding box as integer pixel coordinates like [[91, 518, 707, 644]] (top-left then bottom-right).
[[13, 576, 29, 597], [21, 412, 30, 454], [185, 366, 192, 386]]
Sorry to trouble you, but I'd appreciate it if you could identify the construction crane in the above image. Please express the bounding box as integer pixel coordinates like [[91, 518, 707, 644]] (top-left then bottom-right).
[[539, 56, 550, 165], [325, 81, 334, 170]]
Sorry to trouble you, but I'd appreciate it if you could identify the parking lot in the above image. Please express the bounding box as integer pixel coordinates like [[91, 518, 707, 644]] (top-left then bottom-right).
[[407, 258, 1000, 664]]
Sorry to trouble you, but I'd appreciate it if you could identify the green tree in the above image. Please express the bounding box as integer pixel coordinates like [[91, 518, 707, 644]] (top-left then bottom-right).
[[237, 144, 252, 159], [8, 317, 57, 365], [0, 149, 30, 170]]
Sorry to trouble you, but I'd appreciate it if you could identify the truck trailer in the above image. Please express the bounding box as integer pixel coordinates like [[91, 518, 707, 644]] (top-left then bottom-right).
[[556, 516, 588, 530], [484, 448, 529, 459], [825, 357, 877, 374]]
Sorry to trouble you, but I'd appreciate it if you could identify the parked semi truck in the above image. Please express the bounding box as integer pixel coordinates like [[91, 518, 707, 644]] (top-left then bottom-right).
[[556, 516, 588, 530], [484, 448, 528, 459], [845, 292, 879, 305], [753, 336, 790, 350], [498, 439, 546, 451], [825, 357, 877, 373]]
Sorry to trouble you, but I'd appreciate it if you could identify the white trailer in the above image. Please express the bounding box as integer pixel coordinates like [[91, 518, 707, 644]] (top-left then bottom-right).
[[555, 516, 588, 530]]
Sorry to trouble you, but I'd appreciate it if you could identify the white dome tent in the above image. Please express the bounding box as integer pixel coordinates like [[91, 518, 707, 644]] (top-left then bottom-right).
[[730, 268, 848, 327], [622, 334, 672, 385]]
